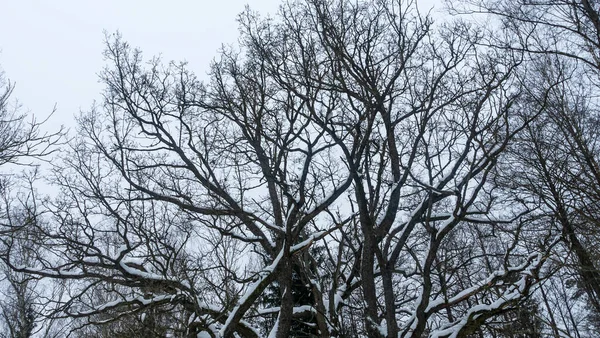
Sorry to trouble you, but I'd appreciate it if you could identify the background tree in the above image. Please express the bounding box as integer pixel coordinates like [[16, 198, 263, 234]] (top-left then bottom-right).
[[450, 0, 600, 334], [0, 68, 63, 337]]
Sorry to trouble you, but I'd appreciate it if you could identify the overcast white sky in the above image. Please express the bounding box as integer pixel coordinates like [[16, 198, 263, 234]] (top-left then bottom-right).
[[0, 0, 282, 132], [1, 0, 440, 137]]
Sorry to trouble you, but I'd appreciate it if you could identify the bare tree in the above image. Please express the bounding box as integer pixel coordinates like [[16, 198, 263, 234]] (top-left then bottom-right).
[[0, 207, 43, 338], [450, 0, 600, 333], [0, 68, 63, 338], [0, 1, 555, 337]]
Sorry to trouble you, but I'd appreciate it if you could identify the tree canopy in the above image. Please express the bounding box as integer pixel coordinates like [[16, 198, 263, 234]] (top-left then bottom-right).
[[1, 0, 600, 337]]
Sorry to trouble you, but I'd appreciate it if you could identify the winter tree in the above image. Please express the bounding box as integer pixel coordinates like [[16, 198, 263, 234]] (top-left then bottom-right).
[[451, 0, 600, 335], [0, 0, 570, 337], [0, 68, 63, 337]]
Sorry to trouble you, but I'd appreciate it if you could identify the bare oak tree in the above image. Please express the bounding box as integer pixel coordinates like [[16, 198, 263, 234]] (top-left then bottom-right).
[[0, 1, 555, 337]]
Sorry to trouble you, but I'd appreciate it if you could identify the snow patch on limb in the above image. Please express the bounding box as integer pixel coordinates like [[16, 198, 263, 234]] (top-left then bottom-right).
[[290, 231, 325, 253], [81, 256, 102, 264], [435, 215, 456, 238], [378, 319, 388, 336], [333, 285, 346, 309], [12, 264, 89, 278], [197, 298, 222, 313], [267, 311, 280, 338], [258, 305, 316, 316], [69, 293, 178, 317], [118, 259, 192, 290], [293, 305, 316, 314], [257, 306, 281, 315], [219, 248, 284, 337]]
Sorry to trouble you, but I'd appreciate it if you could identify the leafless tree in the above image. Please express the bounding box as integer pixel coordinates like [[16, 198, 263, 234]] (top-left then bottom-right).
[[0, 68, 63, 337], [0, 1, 557, 337], [0, 204, 45, 338], [450, 0, 600, 334]]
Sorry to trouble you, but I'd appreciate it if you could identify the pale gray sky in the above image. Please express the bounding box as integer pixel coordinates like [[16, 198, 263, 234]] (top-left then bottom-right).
[[0, 0, 281, 130], [0, 0, 439, 135]]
